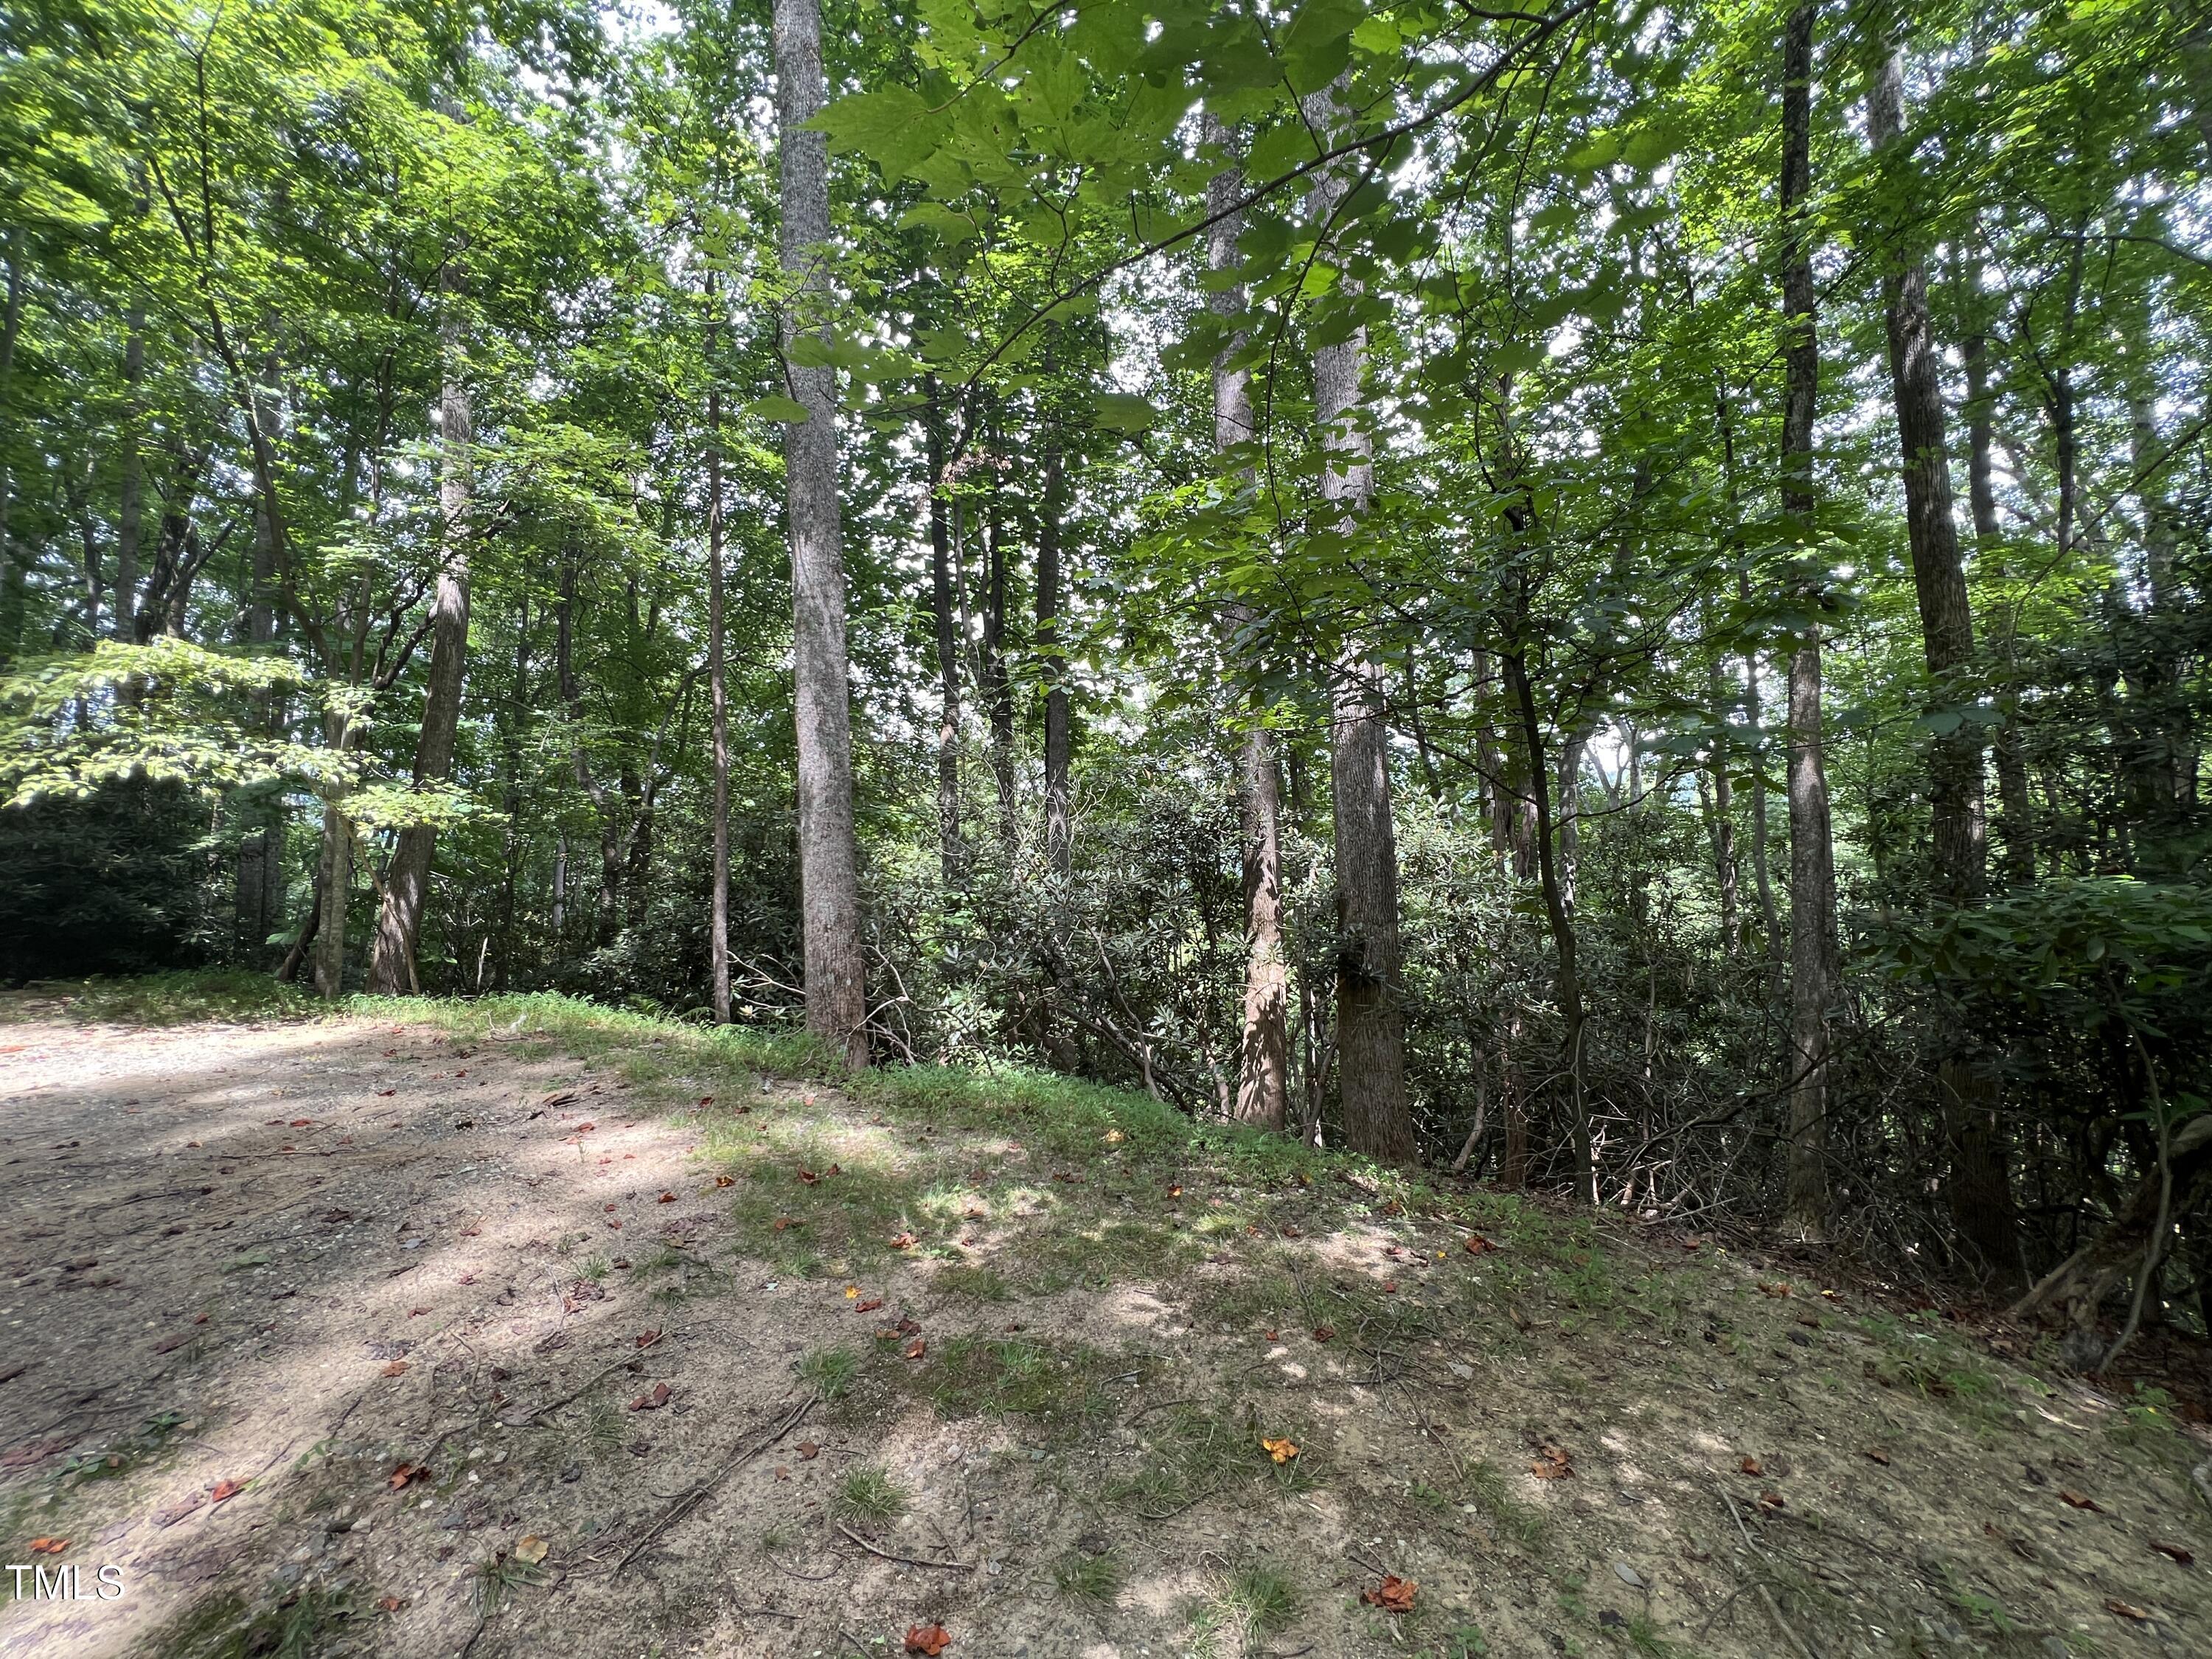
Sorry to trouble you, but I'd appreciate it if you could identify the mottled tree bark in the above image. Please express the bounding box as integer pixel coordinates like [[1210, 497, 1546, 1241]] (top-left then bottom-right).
[[707, 280, 731, 1025], [1306, 79, 1412, 1162], [114, 304, 144, 640], [368, 251, 473, 995], [1868, 38, 2022, 1290], [1781, 1, 1834, 1239], [1208, 115, 1289, 1131], [1966, 318, 2037, 886], [1037, 428, 1071, 877], [775, 0, 869, 1067], [925, 376, 964, 884]]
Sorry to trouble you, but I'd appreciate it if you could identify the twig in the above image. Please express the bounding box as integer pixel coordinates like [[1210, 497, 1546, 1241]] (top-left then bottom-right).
[[610, 1394, 813, 1574], [504, 1337, 659, 1427], [1711, 1479, 1817, 1659], [836, 1521, 975, 1571]]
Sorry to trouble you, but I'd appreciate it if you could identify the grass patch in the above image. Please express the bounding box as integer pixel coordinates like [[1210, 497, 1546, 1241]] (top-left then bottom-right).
[[7, 968, 319, 1026], [1194, 1561, 1298, 1652], [1464, 1456, 1549, 1550], [1051, 1547, 1122, 1611], [796, 1345, 860, 1401], [921, 1335, 1133, 1427], [832, 1464, 908, 1526], [1104, 1402, 1312, 1517]]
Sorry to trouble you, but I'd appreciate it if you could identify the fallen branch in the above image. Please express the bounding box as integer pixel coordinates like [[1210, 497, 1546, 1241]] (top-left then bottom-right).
[[1712, 1479, 1817, 1659], [609, 1393, 813, 1574], [504, 1335, 661, 1427], [835, 1521, 975, 1571]]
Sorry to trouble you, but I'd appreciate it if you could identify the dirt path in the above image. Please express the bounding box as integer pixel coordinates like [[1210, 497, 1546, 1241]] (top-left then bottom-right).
[[1, 1002, 2207, 1658]]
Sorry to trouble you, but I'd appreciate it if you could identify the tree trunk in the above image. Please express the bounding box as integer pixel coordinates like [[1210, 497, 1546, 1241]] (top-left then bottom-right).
[[925, 375, 964, 884], [1306, 78, 1413, 1164], [0, 231, 23, 667], [1208, 115, 1290, 1132], [1038, 419, 1071, 877], [1868, 36, 2022, 1291], [368, 252, 473, 995], [1708, 660, 1739, 957], [707, 281, 732, 1025], [1780, 0, 1834, 1239], [774, 0, 869, 1068], [1966, 319, 2038, 885], [982, 455, 1016, 851], [114, 303, 145, 641]]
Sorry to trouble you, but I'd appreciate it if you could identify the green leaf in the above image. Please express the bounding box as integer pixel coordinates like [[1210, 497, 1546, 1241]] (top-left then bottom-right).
[[747, 395, 813, 423], [1093, 392, 1158, 432]]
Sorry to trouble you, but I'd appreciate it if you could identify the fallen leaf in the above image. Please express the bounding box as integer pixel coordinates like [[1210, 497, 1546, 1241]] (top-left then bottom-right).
[[376, 1089, 397, 1097], [1311, 1325, 1335, 1343], [797, 1441, 821, 1461], [1531, 1441, 1573, 1480], [657, 1192, 676, 1204], [2151, 1541, 2194, 1565], [289, 1118, 313, 1127], [629, 1382, 672, 1412], [381, 1360, 409, 1377], [1166, 1183, 1183, 1198], [1758, 1281, 1793, 1298], [698, 1095, 714, 1106], [963, 1206, 987, 1220], [855, 1298, 885, 1313], [845, 1285, 861, 1298], [27, 1538, 67, 1554], [378, 1596, 406, 1613], [905, 1624, 953, 1656], [1380, 1280, 1399, 1294], [389, 1463, 422, 1489], [636, 1329, 661, 1349], [1863, 1447, 1891, 1466], [773, 1217, 801, 1232], [903, 1338, 927, 1360], [1464, 1234, 1496, 1255], [714, 1175, 735, 1188], [513, 1534, 549, 1566], [1360, 1575, 1417, 1612], [890, 1231, 917, 1249], [2059, 1489, 2104, 1512], [2104, 1599, 2152, 1621], [1757, 1491, 1787, 1512], [1739, 1456, 1762, 1476], [1261, 1436, 1300, 1464], [798, 1169, 820, 1185]]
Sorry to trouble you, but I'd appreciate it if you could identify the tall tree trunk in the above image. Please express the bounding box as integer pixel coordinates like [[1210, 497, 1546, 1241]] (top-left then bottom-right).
[[925, 375, 964, 883], [0, 231, 23, 667], [313, 712, 356, 999], [774, 0, 869, 1068], [1306, 79, 1413, 1164], [1037, 421, 1071, 877], [114, 303, 145, 640], [982, 456, 1016, 851], [2132, 389, 2194, 812], [1208, 115, 1290, 1131], [1781, 0, 1834, 1239], [1708, 661, 1740, 958], [1868, 35, 2022, 1290], [707, 279, 732, 1024], [368, 251, 473, 995], [1966, 316, 2038, 885]]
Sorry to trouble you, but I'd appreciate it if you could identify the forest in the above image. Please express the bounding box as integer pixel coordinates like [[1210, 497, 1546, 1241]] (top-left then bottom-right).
[[2, 0, 2208, 1364]]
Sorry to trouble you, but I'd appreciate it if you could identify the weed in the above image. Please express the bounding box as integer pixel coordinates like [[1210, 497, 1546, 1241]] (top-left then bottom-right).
[[797, 1345, 860, 1401], [475, 1547, 547, 1615], [1051, 1548, 1122, 1611], [1464, 1456, 1548, 1550], [1194, 1561, 1298, 1653], [922, 1336, 1129, 1427], [832, 1464, 908, 1526]]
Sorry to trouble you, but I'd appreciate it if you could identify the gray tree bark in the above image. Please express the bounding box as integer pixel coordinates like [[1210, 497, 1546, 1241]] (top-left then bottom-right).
[[924, 375, 964, 884], [114, 303, 144, 640], [1304, 83, 1412, 1163], [707, 276, 732, 1024], [1037, 423, 1071, 877], [775, 0, 869, 1067], [1207, 115, 1290, 1131], [1781, 0, 1834, 1239], [1868, 36, 2023, 1290], [368, 251, 473, 995]]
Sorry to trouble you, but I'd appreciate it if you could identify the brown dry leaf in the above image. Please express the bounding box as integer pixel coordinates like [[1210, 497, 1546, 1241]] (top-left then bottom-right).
[[378, 1595, 407, 1613], [963, 1206, 987, 1220], [1464, 1234, 1496, 1255], [380, 1360, 409, 1377], [513, 1535, 550, 1566], [1360, 1575, 1417, 1613], [2151, 1541, 2194, 1565], [1531, 1441, 1573, 1480], [1261, 1436, 1300, 1464], [773, 1217, 802, 1232], [1863, 1447, 1891, 1466], [657, 1191, 676, 1204], [905, 1624, 953, 1656], [1166, 1183, 1183, 1198], [2059, 1489, 2104, 1512], [1757, 1491, 1787, 1513], [2104, 1599, 2152, 1621], [798, 1169, 821, 1185], [27, 1538, 67, 1554], [389, 1463, 422, 1489], [636, 1329, 662, 1349], [628, 1381, 672, 1412], [903, 1338, 927, 1361], [1739, 1456, 1763, 1476], [855, 1298, 885, 1313], [797, 1441, 821, 1461], [714, 1175, 735, 1189], [1380, 1280, 1399, 1294], [1311, 1325, 1335, 1343], [826, 1164, 842, 1178], [698, 1094, 715, 1107], [1758, 1281, 1793, 1297], [890, 1231, 918, 1249]]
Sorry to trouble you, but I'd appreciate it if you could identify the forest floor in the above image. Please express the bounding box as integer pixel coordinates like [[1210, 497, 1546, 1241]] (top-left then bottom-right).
[[1, 984, 2208, 1659]]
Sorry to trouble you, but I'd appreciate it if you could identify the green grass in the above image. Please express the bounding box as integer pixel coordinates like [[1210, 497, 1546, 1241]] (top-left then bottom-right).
[[5, 967, 319, 1026], [796, 1345, 860, 1401], [832, 1464, 908, 1526], [1194, 1562, 1298, 1653], [920, 1335, 1134, 1427], [1464, 1456, 1549, 1550], [1051, 1547, 1122, 1611]]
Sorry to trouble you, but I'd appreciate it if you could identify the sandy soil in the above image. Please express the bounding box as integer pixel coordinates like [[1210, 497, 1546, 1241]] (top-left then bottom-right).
[[1, 1008, 2207, 1659]]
